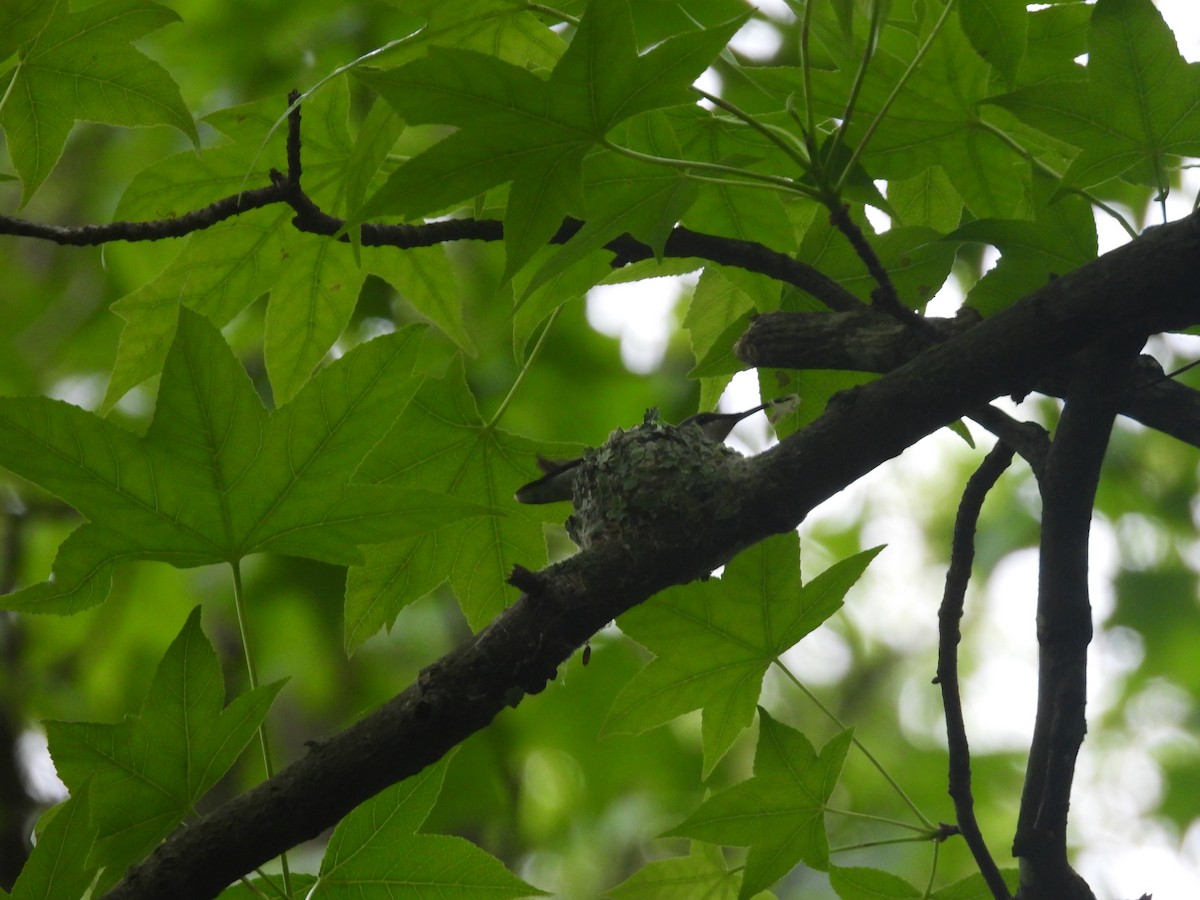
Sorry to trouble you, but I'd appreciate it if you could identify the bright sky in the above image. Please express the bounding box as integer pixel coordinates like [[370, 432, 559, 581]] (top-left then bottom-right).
[[588, 4, 1200, 898]]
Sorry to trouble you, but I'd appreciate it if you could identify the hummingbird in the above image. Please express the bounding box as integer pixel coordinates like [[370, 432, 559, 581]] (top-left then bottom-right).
[[514, 396, 797, 504]]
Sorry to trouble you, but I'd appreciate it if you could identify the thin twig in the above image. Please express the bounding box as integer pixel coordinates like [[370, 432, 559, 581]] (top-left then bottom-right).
[[936, 442, 1016, 900], [826, 200, 940, 336], [0, 95, 864, 315]]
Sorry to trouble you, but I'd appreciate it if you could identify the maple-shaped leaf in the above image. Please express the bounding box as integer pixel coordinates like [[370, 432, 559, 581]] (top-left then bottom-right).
[[44, 608, 283, 893], [346, 358, 580, 643], [375, 0, 565, 70], [606, 842, 744, 900], [930, 869, 1020, 899], [351, 0, 745, 278], [830, 865, 922, 899], [959, 0, 1027, 87], [988, 0, 1200, 192], [668, 710, 853, 899], [313, 754, 546, 898], [0, 0, 198, 203], [104, 81, 401, 409], [954, 173, 1097, 317], [0, 309, 490, 615], [520, 111, 699, 300], [2, 784, 98, 900], [606, 533, 880, 776]]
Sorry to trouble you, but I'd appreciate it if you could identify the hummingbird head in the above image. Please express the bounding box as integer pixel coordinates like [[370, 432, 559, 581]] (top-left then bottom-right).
[[680, 398, 779, 443]]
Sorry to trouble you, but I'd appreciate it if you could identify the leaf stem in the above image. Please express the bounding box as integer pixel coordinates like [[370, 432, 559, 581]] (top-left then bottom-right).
[[923, 839, 941, 899], [601, 138, 817, 199], [488, 304, 563, 429], [776, 661, 936, 829], [230, 561, 292, 893], [797, 0, 817, 143], [824, 807, 932, 833], [827, 0, 886, 167], [524, 1, 580, 25], [694, 88, 811, 171], [976, 120, 1139, 239], [836, 0, 957, 192], [829, 834, 933, 853]]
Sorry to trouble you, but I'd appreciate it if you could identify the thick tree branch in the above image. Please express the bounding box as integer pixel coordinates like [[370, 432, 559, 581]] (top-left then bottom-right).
[[1011, 337, 1141, 900], [937, 442, 1018, 900], [738, 308, 1200, 451], [103, 209, 1200, 900]]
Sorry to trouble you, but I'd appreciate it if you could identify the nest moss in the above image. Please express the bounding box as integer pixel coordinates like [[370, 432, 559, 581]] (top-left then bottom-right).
[[565, 409, 745, 549]]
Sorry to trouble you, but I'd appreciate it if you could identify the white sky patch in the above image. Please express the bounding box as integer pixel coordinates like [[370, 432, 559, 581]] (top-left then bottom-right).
[[586, 276, 692, 373], [729, 18, 784, 61]]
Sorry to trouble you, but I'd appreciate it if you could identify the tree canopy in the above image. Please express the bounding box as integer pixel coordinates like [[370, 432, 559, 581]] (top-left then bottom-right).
[[1, 1, 1198, 899]]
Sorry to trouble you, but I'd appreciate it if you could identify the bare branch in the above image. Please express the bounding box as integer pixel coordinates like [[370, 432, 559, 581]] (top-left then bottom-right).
[[937, 442, 1017, 900], [1012, 336, 1142, 900]]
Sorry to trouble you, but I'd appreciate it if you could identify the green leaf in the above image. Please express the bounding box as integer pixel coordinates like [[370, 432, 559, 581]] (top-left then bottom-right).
[[347, 358, 578, 639], [6, 785, 99, 900], [103, 213, 291, 410], [959, 0, 1027, 87], [888, 166, 964, 233], [313, 755, 545, 898], [607, 842, 741, 900], [351, 0, 744, 278], [105, 84, 361, 409], [0, 0, 197, 202], [607, 535, 880, 775], [930, 869, 1020, 899], [684, 267, 758, 380], [374, 0, 565, 70], [954, 175, 1097, 316], [829, 866, 921, 899], [797, 9, 1034, 218], [797, 209, 956, 311], [988, 0, 1200, 192], [365, 245, 477, 356], [265, 237, 367, 404], [218, 875, 318, 900], [44, 608, 283, 892], [0, 0, 56, 61], [522, 136, 699, 299], [1, 310, 488, 613], [1020, 3, 1092, 86], [668, 710, 853, 899]]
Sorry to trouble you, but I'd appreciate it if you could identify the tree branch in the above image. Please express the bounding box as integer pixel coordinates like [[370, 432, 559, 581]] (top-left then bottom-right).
[[737, 308, 1200, 452], [103, 208, 1200, 900], [825, 200, 940, 335], [0, 95, 866, 314], [937, 442, 1017, 900], [1011, 336, 1141, 900]]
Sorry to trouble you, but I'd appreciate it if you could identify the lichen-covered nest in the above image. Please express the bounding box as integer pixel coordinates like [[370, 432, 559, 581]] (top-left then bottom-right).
[[565, 409, 746, 550]]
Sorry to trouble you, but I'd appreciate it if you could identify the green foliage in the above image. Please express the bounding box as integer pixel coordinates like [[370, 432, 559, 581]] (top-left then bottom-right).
[[668, 711, 852, 899], [0, 0, 198, 203], [0, 309, 487, 614], [607, 535, 879, 776], [45, 609, 281, 893], [1, 0, 1197, 897], [314, 755, 545, 899]]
